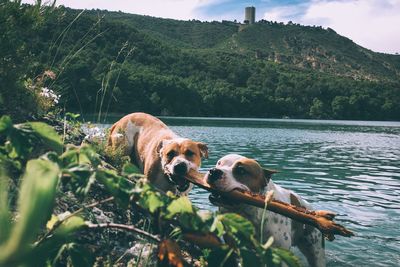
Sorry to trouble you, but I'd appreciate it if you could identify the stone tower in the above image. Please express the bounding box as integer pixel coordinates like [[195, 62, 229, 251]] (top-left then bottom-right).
[[244, 6, 255, 24]]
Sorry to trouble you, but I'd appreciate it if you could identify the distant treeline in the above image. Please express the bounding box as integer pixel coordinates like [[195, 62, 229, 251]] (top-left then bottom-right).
[[1, 2, 399, 121]]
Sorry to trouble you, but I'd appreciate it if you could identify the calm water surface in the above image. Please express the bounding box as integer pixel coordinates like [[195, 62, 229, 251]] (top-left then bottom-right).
[[104, 117, 400, 266]]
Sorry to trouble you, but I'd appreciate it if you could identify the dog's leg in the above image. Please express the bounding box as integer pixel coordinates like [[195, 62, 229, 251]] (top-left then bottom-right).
[[297, 226, 326, 267], [289, 193, 325, 267]]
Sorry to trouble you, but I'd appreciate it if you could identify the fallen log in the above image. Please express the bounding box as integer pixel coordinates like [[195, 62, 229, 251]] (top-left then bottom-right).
[[185, 170, 354, 240]]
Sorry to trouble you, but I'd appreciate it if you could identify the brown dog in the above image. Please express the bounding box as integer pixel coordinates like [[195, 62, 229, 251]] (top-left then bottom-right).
[[108, 113, 208, 194]]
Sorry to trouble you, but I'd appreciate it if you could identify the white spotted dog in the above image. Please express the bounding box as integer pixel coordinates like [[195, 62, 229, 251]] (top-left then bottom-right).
[[108, 113, 208, 194], [205, 154, 325, 267]]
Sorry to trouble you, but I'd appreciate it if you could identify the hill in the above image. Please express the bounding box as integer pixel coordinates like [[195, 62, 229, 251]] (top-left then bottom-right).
[[103, 12, 400, 81], [1, 2, 399, 121]]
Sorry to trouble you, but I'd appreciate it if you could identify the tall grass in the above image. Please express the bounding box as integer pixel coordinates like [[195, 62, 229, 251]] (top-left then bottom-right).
[[95, 42, 135, 123], [47, 8, 107, 101]]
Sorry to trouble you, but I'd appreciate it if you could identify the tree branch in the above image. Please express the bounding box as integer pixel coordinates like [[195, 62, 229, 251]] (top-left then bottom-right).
[[185, 170, 354, 240], [86, 222, 161, 242]]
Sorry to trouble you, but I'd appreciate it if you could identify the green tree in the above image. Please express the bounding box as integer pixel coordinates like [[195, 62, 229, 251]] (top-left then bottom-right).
[[309, 98, 327, 119]]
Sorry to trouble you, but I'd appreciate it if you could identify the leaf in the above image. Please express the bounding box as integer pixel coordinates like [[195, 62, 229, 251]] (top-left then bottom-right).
[[139, 192, 164, 213], [46, 214, 59, 230], [0, 116, 12, 135], [27, 122, 63, 154], [78, 145, 101, 167], [30, 217, 86, 267], [67, 243, 93, 267], [64, 165, 95, 197], [0, 159, 60, 264], [165, 197, 193, 219], [122, 162, 142, 175], [210, 216, 225, 237], [65, 112, 80, 120], [272, 248, 302, 267], [95, 169, 132, 208], [0, 167, 11, 245], [60, 147, 80, 166], [157, 239, 184, 267], [240, 248, 262, 267], [206, 247, 235, 267], [220, 213, 255, 237], [53, 216, 86, 238]]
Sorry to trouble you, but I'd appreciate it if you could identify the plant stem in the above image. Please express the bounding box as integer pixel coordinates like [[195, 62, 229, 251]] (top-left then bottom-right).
[[87, 223, 161, 242], [36, 196, 115, 245]]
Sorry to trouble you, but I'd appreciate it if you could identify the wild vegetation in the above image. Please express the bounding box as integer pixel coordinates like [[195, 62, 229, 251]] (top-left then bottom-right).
[[0, 113, 304, 266], [0, 2, 378, 265], [0, 1, 399, 122]]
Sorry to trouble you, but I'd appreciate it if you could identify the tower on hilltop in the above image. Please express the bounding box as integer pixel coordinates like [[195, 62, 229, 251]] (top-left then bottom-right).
[[244, 6, 255, 24]]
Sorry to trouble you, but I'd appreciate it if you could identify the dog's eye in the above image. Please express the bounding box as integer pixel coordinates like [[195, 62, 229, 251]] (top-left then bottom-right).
[[167, 151, 176, 158], [185, 150, 195, 157]]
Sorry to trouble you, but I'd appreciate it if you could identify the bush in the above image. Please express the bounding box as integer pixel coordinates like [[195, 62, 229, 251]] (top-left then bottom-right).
[[0, 115, 300, 266]]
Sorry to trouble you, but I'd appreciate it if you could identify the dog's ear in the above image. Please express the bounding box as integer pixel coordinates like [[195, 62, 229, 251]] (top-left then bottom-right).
[[197, 142, 209, 159], [263, 168, 278, 183], [156, 140, 163, 156], [157, 139, 171, 156]]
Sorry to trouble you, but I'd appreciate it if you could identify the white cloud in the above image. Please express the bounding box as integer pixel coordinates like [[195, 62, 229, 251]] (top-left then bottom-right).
[[264, 0, 400, 54], [22, 0, 220, 20], [22, 0, 400, 53]]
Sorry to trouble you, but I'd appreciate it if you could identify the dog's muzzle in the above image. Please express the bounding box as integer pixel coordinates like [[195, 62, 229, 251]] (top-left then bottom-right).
[[165, 171, 190, 192], [207, 168, 223, 183], [207, 168, 236, 207]]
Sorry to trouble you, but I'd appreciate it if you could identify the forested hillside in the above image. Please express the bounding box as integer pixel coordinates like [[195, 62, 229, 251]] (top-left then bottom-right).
[[1, 2, 399, 121]]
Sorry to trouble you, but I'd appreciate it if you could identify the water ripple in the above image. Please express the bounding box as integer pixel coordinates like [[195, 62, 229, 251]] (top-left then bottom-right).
[[166, 119, 400, 267]]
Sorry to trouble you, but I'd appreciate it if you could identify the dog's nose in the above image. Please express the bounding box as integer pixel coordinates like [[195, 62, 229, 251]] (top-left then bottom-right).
[[207, 168, 223, 183], [173, 162, 188, 175]]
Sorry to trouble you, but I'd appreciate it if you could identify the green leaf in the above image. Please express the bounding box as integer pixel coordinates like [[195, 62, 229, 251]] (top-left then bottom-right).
[[0, 159, 60, 264], [64, 165, 96, 197], [0, 116, 12, 135], [272, 248, 302, 267], [78, 145, 101, 167], [0, 168, 11, 245], [240, 248, 262, 267], [122, 162, 142, 175], [67, 243, 93, 267], [30, 217, 86, 267], [65, 112, 80, 120], [210, 216, 225, 237], [53, 216, 86, 238], [165, 197, 194, 219], [220, 213, 255, 237], [139, 192, 164, 213], [96, 170, 132, 208], [28, 122, 63, 154], [206, 247, 235, 267]]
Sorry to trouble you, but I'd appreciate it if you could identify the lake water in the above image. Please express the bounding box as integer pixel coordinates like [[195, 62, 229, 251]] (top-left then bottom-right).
[[102, 117, 400, 266]]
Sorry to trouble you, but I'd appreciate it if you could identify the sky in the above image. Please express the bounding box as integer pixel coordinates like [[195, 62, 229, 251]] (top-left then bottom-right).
[[23, 0, 400, 54]]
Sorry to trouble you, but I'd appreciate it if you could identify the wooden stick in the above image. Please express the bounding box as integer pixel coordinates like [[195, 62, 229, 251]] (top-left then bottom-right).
[[185, 170, 354, 240]]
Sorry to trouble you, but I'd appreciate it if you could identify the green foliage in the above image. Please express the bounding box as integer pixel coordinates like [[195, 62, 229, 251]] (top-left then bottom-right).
[[272, 248, 302, 267], [220, 213, 255, 238], [0, 159, 60, 265], [1, 1, 399, 121], [27, 122, 63, 153], [0, 115, 302, 266], [166, 197, 194, 218]]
